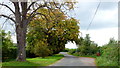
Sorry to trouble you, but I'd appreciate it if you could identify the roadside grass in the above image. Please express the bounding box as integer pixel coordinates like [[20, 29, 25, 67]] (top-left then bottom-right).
[[96, 56, 118, 66], [68, 52, 119, 67], [1, 54, 64, 67]]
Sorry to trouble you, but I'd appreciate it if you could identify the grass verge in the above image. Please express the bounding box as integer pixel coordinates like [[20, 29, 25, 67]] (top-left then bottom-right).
[[1, 54, 64, 67], [68, 52, 119, 68], [96, 56, 119, 66]]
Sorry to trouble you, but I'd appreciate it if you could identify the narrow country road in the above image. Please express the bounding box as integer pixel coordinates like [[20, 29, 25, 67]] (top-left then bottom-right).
[[49, 52, 96, 67]]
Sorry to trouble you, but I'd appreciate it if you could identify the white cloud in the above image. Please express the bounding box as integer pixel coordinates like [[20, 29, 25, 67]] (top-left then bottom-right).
[[81, 27, 118, 46], [76, 0, 119, 2], [65, 41, 77, 49]]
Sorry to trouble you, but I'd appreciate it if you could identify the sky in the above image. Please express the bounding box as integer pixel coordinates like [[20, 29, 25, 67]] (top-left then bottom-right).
[[0, 0, 119, 49], [65, 1, 118, 48]]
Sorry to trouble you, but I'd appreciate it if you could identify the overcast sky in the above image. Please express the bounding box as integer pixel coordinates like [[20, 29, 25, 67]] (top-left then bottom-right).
[[66, 1, 118, 48], [0, 0, 118, 49]]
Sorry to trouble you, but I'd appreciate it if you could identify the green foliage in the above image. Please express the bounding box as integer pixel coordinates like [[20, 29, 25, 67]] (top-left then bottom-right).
[[68, 49, 76, 54], [33, 40, 52, 58], [96, 38, 119, 66], [62, 48, 69, 52], [27, 8, 80, 57], [26, 49, 36, 58], [26, 39, 52, 58], [72, 34, 99, 56], [1, 30, 16, 61]]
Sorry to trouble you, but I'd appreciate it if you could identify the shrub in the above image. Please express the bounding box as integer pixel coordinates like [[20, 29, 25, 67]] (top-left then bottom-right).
[[26, 49, 37, 58], [62, 48, 69, 52], [1, 30, 17, 62], [68, 49, 76, 54], [2, 47, 17, 62], [34, 44, 52, 58], [96, 38, 119, 66], [33, 40, 53, 58]]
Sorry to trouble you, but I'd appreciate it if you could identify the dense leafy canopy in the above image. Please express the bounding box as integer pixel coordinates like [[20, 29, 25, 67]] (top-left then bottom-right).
[[27, 8, 80, 57]]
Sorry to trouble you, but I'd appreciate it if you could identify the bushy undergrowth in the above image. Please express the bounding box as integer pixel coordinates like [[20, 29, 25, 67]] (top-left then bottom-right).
[[96, 38, 119, 66], [2, 47, 17, 62], [68, 49, 76, 54]]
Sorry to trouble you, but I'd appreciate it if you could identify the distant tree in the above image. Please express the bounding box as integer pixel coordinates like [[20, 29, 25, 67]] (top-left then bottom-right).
[[76, 37, 84, 47], [1, 30, 13, 50], [1, 30, 15, 61], [76, 34, 99, 55], [108, 38, 117, 44], [84, 34, 91, 46]]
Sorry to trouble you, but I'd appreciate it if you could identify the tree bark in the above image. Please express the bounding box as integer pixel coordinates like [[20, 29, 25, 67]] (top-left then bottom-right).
[[16, 23, 27, 61]]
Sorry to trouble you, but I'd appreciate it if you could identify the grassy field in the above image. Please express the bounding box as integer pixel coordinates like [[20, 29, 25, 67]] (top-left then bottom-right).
[[1, 54, 64, 67]]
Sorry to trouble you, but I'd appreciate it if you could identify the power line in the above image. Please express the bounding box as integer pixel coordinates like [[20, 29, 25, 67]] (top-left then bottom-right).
[[86, 0, 101, 32]]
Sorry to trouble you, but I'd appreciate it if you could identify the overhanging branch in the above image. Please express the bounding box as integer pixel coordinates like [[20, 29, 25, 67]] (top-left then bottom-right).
[[0, 3, 15, 14], [0, 14, 16, 23], [29, 2, 47, 17], [27, 2, 36, 11], [27, 12, 48, 25]]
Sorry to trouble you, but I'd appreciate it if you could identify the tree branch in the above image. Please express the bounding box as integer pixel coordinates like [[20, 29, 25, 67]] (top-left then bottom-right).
[[0, 3, 15, 14], [29, 2, 47, 17], [12, 2, 21, 23], [0, 14, 16, 23], [2, 18, 9, 29], [27, 12, 48, 25], [27, 2, 36, 11]]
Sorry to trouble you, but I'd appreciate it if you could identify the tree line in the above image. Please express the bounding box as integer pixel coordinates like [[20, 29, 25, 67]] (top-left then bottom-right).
[[68, 34, 100, 56]]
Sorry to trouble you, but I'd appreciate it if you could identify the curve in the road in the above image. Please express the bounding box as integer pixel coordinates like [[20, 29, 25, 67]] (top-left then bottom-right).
[[50, 52, 96, 66]]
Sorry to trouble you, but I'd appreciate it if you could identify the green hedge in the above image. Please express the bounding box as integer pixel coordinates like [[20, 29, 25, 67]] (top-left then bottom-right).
[[2, 47, 17, 62], [2, 47, 39, 62]]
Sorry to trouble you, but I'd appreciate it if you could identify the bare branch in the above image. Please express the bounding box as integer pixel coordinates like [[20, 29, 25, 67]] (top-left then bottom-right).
[[27, 12, 48, 25], [0, 3, 15, 14], [27, 2, 36, 11], [27, 2, 47, 24], [2, 18, 9, 29], [46, 6, 56, 16], [9, 20, 15, 31], [0, 14, 16, 23], [12, 2, 21, 23], [35, 13, 48, 21], [29, 2, 47, 17]]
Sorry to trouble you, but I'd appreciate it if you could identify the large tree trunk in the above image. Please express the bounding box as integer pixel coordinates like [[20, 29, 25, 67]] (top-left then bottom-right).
[[16, 24, 27, 61]]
